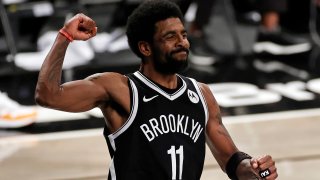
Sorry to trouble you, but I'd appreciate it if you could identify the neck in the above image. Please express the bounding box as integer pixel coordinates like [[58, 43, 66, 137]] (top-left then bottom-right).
[[139, 64, 178, 89]]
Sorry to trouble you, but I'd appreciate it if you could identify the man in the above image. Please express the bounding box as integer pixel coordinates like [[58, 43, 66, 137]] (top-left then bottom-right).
[[35, 0, 277, 179]]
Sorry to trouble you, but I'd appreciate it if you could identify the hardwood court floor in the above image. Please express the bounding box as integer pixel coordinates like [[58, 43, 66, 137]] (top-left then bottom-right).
[[1, 109, 320, 180]]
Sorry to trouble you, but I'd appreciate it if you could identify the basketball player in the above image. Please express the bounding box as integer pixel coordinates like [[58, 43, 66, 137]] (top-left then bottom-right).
[[35, 0, 277, 179]]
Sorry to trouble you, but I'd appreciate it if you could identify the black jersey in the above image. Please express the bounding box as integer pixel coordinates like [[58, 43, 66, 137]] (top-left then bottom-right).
[[104, 71, 209, 180]]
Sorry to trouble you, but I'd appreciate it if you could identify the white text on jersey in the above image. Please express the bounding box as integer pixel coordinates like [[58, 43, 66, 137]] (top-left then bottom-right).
[[140, 114, 203, 143]]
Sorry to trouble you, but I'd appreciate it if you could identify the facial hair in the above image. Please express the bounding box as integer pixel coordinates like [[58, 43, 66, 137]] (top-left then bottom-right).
[[152, 46, 189, 74]]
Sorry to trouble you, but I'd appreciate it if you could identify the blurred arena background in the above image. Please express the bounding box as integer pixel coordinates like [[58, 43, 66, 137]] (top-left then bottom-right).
[[1, 0, 320, 179]]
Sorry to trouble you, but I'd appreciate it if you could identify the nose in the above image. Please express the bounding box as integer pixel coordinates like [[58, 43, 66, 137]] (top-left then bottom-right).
[[176, 34, 190, 49]]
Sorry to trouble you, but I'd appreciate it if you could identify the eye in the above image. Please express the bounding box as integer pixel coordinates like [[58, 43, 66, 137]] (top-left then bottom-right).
[[165, 33, 175, 40], [182, 33, 187, 39]]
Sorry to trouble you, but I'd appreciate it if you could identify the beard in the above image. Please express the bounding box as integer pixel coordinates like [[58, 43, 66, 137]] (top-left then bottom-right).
[[152, 47, 189, 74]]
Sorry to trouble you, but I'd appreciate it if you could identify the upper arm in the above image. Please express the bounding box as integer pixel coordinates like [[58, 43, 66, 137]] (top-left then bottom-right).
[[37, 72, 125, 112], [56, 74, 107, 112], [199, 83, 238, 171]]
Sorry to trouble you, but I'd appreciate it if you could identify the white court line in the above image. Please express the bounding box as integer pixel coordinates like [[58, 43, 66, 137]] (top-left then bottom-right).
[[223, 108, 320, 124], [0, 128, 103, 146], [0, 128, 103, 162], [1, 108, 320, 145]]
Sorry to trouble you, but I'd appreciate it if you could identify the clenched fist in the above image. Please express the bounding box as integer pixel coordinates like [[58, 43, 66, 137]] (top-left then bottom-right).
[[61, 13, 97, 41], [251, 155, 278, 179]]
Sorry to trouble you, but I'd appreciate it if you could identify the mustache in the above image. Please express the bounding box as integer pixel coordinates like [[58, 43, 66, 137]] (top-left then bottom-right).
[[171, 47, 189, 55]]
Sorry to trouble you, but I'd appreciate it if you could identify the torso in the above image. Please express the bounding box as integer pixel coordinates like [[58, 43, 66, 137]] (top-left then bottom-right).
[[104, 71, 209, 180]]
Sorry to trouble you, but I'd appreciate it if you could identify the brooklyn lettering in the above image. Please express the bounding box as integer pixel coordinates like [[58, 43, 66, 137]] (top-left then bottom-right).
[[140, 114, 203, 143]]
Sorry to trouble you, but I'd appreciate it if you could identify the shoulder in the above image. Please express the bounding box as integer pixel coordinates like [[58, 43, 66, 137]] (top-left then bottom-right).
[[181, 78, 213, 98], [197, 82, 211, 95], [196, 82, 220, 107], [85, 72, 129, 91], [86, 72, 128, 84]]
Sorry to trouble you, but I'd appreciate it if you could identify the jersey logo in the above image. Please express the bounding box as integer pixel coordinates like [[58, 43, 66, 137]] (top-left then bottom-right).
[[143, 95, 159, 102], [188, 89, 199, 104]]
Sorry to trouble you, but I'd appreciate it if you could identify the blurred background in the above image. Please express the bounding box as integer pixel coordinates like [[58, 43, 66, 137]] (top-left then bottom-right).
[[1, 0, 320, 179]]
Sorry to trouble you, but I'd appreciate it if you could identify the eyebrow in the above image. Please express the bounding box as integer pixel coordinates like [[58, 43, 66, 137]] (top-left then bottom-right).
[[162, 29, 187, 37]]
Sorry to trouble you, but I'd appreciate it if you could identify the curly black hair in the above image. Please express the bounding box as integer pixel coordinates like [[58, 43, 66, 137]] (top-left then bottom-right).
[[126, 0, 184, 59]]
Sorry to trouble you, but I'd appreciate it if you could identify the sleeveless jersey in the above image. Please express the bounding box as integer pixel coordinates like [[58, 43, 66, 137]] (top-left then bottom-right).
[[104, 71, 209, 180]]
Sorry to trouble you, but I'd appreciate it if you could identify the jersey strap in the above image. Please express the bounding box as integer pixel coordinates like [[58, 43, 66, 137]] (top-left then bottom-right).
[[107, 78, 139, 151], [189, 78, 209, 125], [133, 71, 187, 101]]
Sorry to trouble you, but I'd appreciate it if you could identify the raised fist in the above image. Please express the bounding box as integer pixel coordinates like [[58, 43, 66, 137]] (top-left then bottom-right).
[[61, 13, 97, 41]]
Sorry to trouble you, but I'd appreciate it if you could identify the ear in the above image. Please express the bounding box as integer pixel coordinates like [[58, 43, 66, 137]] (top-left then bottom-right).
[[138, 41, 152, 57]]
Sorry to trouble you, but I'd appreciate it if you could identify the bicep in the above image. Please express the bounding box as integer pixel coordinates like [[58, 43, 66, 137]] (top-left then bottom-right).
[[55, 79, 107, 112]]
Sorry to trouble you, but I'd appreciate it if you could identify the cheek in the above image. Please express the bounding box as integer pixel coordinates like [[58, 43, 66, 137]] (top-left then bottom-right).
[[155, 45, 170, 56], [152, 47, 165, 62], [186, 40, 190, 48], [161, 43, 172, 50]]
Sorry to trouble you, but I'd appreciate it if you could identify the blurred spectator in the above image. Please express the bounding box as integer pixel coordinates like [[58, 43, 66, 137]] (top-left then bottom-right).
[[176, 0, 218, 66], [177, 0, 311, 66], [234, 0, 311, 55]]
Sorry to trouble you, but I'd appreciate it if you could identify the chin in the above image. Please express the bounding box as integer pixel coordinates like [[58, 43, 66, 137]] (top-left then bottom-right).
[[175, 57, 188, 62]]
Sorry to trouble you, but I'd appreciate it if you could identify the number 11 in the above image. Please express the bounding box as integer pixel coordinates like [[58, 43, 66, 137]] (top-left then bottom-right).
[[167, 145, 184, 180]]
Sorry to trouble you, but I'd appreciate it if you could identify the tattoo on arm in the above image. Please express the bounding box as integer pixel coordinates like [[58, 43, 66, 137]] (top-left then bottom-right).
[[216, 112, 232, 139], [216, 112, 222, 125], [48, 56, 64, 84]]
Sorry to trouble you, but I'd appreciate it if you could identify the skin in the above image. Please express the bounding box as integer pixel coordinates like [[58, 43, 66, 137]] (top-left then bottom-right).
[[35, 13, 278, 180], [261, 11, 279, 31]]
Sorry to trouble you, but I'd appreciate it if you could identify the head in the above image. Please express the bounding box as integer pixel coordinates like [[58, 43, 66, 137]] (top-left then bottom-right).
[[126, 0, 189, 74]]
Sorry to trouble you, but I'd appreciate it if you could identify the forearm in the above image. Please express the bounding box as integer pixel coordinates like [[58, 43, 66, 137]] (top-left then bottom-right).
[[35, 33, 70, 106]]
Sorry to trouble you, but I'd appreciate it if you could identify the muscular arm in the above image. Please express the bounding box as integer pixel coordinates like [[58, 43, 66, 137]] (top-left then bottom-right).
[[35, 14, 109, 112], [200, 83, 238, 169], [200, 83, 269, 179]]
